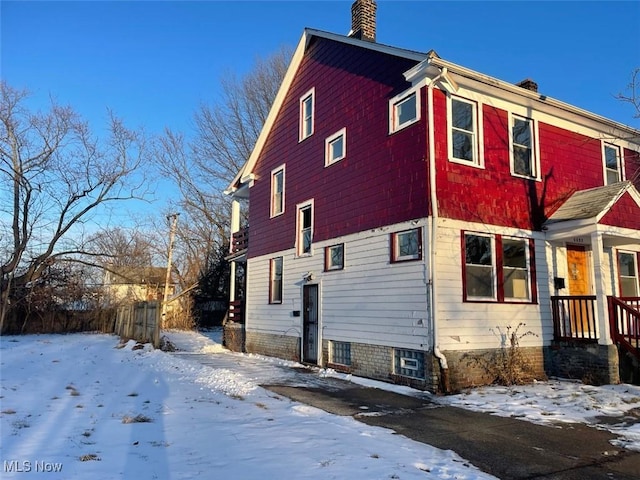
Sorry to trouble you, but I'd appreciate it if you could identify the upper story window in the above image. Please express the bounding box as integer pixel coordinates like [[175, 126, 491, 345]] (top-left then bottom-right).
[[449, 96, 482, 167], [463, 232, 534, 303], [325, 128, 346, 166], [269, 256, 283, 304], [391, 228, 422, 262], [325, 243, 344, 271], [603, 143, 623, 185], [296, 201, 314, 256], [270, 165, 285, 217], [299, 88, 315, 142], [389, 88, 420, 133], [618, 251, 639, 297], [510, 114, 539, 179]]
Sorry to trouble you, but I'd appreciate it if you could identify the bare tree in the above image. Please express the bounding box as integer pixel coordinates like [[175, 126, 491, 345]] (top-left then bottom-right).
[[0, 81, 150, 331], [156, 46, 291, 290], [616, 68, 640, 122]]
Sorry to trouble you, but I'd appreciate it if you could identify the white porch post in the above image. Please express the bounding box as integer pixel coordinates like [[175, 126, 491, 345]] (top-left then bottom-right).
[[591, 232, 611, 345], [228, 199, 241, 306]]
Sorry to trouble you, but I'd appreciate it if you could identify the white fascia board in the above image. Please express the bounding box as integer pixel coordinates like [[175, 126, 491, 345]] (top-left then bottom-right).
[[224, 30, 310, 194], [544, 219, 598, 241], [426, 56, 640, 142], [416, 56, 640, 142]]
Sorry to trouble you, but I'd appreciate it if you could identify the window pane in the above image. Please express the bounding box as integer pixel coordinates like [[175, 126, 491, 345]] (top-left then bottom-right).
[[398, 230, 419, 258], [465, 235, 492, 265], [619, 253, 636, 277], [466, 265, 494, 298], [504, 267, 529, 300], [513, 118, 531, 147], [607, 169, 621, 185], [330, 136, 343, 160], [605, 146, 619, 169], [271, 258, 283, 303], [303, 96, 313, 137], [513, 146, 532, 176], [329, 245, 344, 269], [397, 93, 417, 126], [302, 207, 311, 229], [621, 277, 638, 297], [302, 230, 312, 254], [452, 131, 474, 161], [452, 100, 473, 131], [503, 239, 526, 268]]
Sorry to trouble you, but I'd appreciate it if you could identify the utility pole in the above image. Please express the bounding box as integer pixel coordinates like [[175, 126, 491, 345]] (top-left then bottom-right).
[[161, 213, 179, 327]]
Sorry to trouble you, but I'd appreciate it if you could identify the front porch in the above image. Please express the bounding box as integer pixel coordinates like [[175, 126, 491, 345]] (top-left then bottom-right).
[[550, 295, 640, 384]]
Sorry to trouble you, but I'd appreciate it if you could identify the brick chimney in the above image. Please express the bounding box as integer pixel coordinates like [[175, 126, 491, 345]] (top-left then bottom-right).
[[350, 0, 377, 42], [516, 78, 538, 93]]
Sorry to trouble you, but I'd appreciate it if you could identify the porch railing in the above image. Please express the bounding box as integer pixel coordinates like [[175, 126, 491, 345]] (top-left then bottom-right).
[[231, 227, 249, 254], [551, 295, 598, 341], [608, 296, 640, 361], [228, 300, 245, 323]]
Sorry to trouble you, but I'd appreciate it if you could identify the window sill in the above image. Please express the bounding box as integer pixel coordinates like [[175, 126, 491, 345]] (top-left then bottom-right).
[[449, 157, 485, 169]]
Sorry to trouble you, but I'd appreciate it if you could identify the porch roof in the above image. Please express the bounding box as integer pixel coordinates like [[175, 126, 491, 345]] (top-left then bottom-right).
[[543, 181, 640, 245]]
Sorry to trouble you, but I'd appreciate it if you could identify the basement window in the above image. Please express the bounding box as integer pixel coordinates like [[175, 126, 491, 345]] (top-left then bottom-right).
[[394, 349, 425, 379], [330, 341, 351, 366]]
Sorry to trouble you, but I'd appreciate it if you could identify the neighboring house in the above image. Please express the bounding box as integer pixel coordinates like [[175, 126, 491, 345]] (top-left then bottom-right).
[[225, 0, 640, 391], [105, 266, 176, 305]]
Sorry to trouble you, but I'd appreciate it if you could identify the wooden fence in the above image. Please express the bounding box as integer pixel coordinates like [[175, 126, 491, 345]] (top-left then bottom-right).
[[114, 301, 160, 348]]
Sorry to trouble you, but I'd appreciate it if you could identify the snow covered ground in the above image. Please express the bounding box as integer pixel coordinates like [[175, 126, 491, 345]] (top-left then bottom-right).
[[2, 330, 640, 479], [0, 331, 493, 479]]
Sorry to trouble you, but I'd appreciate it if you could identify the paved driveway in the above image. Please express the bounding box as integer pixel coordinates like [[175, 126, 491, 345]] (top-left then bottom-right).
[[171, 342, 640, 480]]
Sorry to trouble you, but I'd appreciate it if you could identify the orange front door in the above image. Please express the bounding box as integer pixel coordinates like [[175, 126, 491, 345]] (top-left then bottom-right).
[[567, 245, 592, 336]]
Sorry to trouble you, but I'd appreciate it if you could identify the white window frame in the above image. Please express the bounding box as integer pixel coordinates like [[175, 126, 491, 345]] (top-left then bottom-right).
[[270, 165, 285, 218], [299, 88, 315, 142], [602, 142, 624, 185], [325, 128, 347, 166], [448, 95, 484, 168], [501, 236, 532, 302], [389, 87, 421, 134], [509, 113, 540, 180], [296, 200, 314, 257], [618, 250, 639, 297], [269, 257, 283, 304]]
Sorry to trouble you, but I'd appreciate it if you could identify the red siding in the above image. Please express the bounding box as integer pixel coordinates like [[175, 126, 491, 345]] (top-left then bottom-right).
[[433, 89, 614, 230], [625, 147, 640, 189], [600, 192, 640, 230], [248, 38, 425, 259]]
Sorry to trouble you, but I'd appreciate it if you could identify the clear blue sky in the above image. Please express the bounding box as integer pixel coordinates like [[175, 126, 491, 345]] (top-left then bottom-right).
[[3, 1, 639, 135]]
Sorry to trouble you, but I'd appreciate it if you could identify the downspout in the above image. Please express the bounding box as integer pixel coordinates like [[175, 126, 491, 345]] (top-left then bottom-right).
[[426, 67, 450, 393]]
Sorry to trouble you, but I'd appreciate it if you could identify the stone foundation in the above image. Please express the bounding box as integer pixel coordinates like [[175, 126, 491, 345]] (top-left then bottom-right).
[[546, 342, 620, 385], [245, 330, 301, 362], [223, 322, 245, 353], [443, 346, 547, 392]]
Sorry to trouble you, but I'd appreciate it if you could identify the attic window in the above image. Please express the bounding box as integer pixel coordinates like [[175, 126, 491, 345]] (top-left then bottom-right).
[[299, 88, 315, 141], [603, 143, 623, 185], [389, 88, 420, 133]]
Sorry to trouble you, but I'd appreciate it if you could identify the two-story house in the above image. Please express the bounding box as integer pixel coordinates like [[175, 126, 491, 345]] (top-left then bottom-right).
[[225, 0, 640, 391]]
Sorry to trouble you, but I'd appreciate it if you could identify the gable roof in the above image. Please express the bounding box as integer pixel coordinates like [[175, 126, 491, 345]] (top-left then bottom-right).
[[544, 181, 640, 225], [225, 28, 429, 195]]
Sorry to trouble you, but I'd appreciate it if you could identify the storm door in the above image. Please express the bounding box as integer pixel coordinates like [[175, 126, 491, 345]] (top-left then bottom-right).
[[302, 284, 319, 364]]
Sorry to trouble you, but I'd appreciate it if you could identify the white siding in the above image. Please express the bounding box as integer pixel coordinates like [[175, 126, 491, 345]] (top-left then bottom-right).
[[245, 220, 431, 351], [435, 218, 551, 351]]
